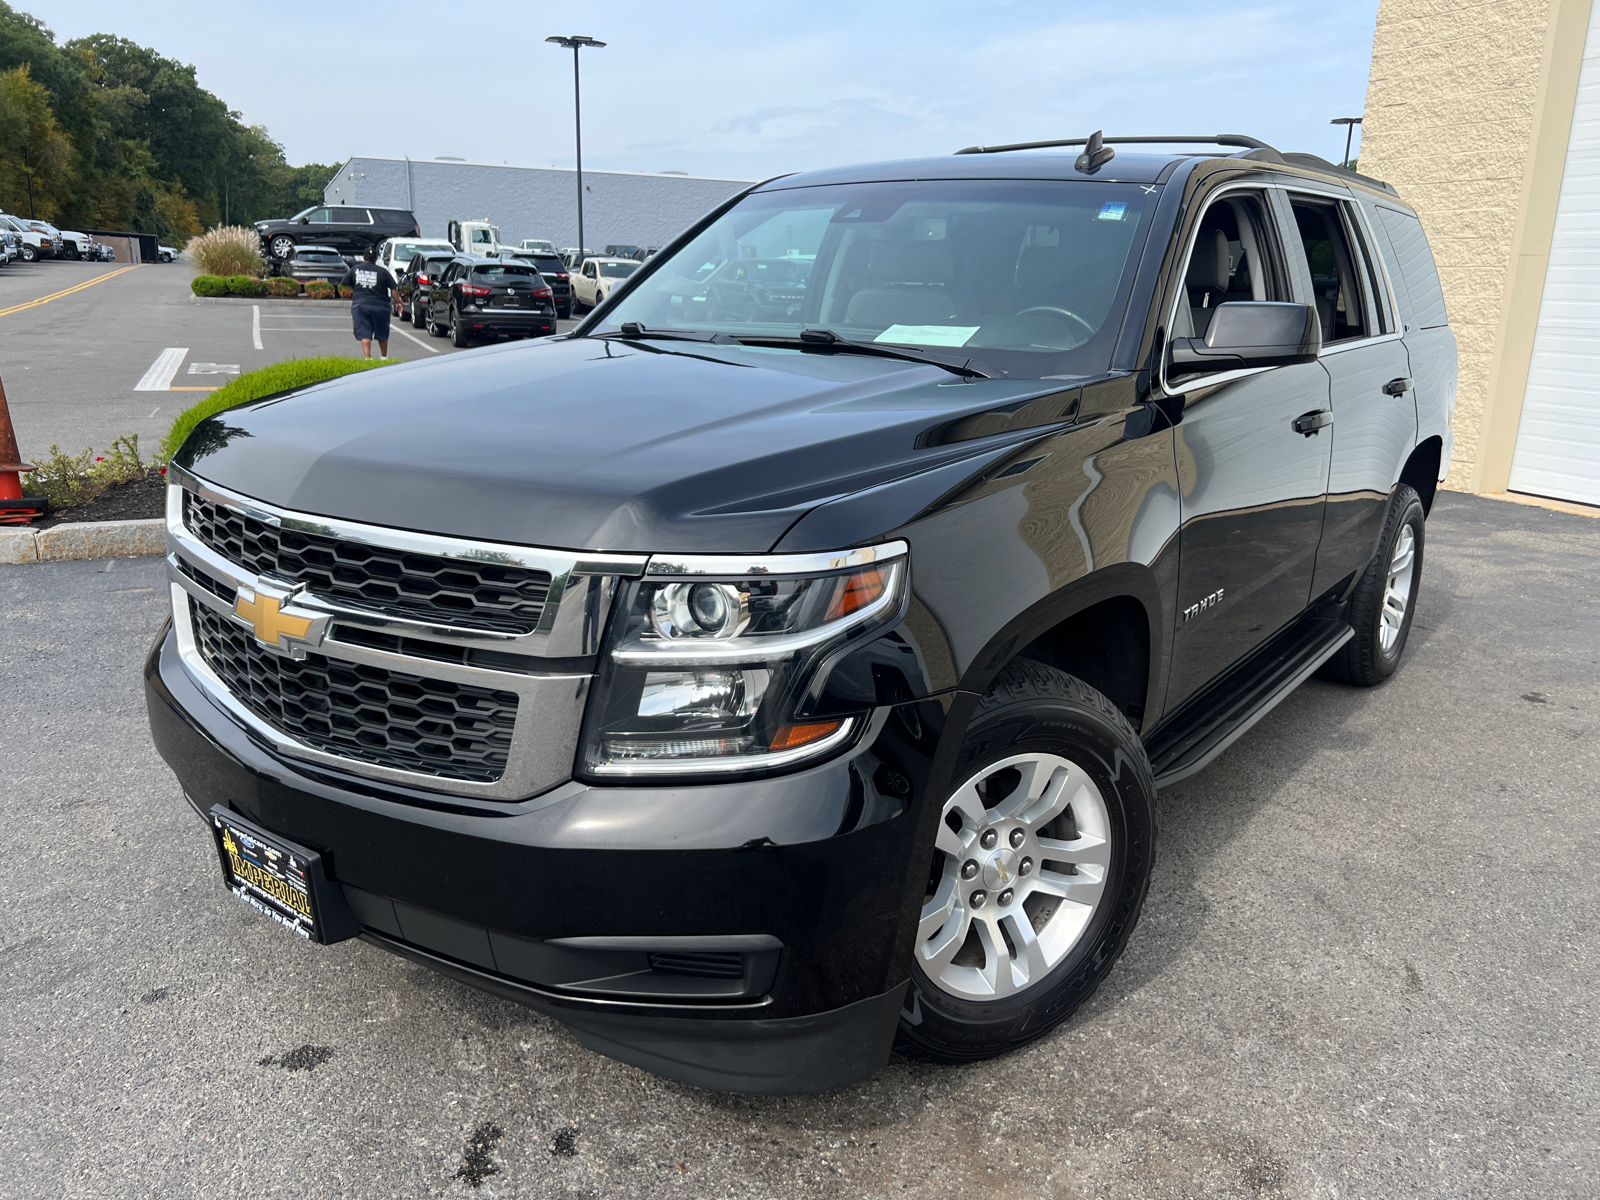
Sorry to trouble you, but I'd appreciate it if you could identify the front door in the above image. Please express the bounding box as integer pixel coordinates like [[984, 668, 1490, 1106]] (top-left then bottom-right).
[[1165, 188, 1334, 709]]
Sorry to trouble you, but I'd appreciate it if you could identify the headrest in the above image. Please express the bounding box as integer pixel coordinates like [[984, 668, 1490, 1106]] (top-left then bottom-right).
[[867, 239, 955, 286], [1185, 229, 1230, 292]]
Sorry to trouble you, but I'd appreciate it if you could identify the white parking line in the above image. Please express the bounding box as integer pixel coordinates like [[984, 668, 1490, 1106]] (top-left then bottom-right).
[[395, 328, 441, 354], [147, 407, 160, 419], [252, 305, 262, 351], [135, 348, 187, 391]]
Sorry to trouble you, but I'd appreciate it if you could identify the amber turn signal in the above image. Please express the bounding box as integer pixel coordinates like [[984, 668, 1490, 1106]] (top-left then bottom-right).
[[769, 720, 844, 751], [824, 564, 890, 623]]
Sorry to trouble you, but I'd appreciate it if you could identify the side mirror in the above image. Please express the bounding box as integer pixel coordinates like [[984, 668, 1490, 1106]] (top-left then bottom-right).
[[1169, 302, 1321, 376], [298, 216, 309, 224]]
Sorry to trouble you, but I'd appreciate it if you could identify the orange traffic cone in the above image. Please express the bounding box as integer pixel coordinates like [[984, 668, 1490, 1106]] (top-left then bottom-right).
[[0, 373, 45, 525]]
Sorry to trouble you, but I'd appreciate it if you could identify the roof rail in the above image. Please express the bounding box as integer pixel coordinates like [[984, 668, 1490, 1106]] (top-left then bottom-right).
[[954, 134, 1274, 155]]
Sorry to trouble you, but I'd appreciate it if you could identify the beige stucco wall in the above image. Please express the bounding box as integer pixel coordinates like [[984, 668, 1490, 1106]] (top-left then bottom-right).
[[1359, 0, 1593, 491]]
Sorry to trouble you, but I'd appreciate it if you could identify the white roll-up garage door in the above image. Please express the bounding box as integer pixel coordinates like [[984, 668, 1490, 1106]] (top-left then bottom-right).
[[1510, 1, 1600, 506]]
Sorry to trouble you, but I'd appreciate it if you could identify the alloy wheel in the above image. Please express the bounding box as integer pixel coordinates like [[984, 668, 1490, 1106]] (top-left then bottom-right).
[[271, 236, 295, 261], [1380, 524, 1416, 655], [918, 752, 1112, 1001]]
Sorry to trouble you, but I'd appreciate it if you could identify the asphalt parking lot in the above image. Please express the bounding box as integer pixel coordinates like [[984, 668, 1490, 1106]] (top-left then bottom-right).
[[0, 259, 579, 456], [1, 492, 1595, 1199]]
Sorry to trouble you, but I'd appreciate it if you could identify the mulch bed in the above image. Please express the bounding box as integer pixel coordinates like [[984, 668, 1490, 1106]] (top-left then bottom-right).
[[32, 473, 167, 530]]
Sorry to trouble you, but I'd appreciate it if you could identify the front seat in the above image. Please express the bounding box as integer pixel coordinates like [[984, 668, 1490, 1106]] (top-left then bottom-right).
[[843, 240, 959, 329], [1185, 228, 1231, 338]]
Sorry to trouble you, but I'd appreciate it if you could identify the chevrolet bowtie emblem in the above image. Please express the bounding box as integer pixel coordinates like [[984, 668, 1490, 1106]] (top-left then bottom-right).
[[233, 584, 323, 657]]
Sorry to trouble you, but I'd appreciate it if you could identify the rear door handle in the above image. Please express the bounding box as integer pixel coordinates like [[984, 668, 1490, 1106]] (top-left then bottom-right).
[[1293, 409, 1333, 436], [1383, 377, 1413, 396]]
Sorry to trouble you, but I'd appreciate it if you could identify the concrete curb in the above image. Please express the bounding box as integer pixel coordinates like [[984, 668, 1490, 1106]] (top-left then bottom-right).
[[189, 295, 350, 308], [0, 518, 165, 564]]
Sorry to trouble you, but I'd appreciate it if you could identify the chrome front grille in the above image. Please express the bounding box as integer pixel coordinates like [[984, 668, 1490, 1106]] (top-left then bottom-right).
[[163, 469, 646, 801], [183, 490, 552, 634], [190, 599, 518, 782]]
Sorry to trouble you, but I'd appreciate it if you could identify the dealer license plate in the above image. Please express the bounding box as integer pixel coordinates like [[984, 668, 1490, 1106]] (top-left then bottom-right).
[[210, 808, 321, 940]]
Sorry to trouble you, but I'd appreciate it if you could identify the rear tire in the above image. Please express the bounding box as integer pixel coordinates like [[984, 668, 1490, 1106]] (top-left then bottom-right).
[[412, 298, 427, 329], [449, 307, 471, 348], [895, 660, 1156, 1064], [1319, 484, 1425, 687]]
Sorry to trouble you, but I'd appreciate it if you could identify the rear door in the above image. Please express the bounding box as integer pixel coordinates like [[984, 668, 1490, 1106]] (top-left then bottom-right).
[[1280, 189, 1417, 599], [1164, 186, 1334, 708]]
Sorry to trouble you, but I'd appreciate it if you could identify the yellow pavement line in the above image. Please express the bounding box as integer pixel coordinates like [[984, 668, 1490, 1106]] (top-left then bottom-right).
[[0, 263, 143, 318]]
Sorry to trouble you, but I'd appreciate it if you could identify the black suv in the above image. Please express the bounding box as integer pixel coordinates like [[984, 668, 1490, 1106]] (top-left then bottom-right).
[[399, 253, 456, 327], [513, 249, 572, 318], [255, 205, 420, 267], [149, 134, 1455, 1096], [423, 257, 556, 346]]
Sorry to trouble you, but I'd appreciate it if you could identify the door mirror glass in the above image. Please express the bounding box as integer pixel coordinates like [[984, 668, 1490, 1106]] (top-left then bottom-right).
[[1169, 301, 1321, 376]]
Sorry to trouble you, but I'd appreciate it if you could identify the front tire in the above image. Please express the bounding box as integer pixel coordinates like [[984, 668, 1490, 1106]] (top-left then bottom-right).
[[20, 244, 36, 263], [896, 660, 1156, 1064], [1319, 485, 1425, 687]]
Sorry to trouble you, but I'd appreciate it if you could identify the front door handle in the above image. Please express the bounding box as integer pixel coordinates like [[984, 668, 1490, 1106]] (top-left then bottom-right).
[[1293, 409, 1333, 436], [1383, 376, 1413, 396]]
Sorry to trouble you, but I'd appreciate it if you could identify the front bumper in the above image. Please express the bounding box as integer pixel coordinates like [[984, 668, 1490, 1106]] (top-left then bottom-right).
[[146, 619, 947, 1093]]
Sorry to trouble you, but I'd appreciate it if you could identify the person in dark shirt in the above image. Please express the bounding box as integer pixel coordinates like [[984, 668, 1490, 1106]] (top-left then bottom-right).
[[341, 246, 399, 360]]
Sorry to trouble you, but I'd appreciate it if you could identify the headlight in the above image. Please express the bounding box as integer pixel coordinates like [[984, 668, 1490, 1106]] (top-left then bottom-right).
[[579, 542, 908, 779]]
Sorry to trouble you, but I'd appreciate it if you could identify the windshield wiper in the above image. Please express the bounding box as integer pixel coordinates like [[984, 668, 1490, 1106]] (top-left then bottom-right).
[[744, 328, 989, 379], [602, 323, 739, 344]]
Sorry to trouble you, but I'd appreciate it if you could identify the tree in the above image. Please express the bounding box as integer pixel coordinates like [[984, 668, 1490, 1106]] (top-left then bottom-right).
[[0, 64, 74, 218]]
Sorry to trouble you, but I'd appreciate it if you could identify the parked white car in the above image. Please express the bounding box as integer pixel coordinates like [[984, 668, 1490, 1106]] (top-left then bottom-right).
[[570, 256, 641, 310], [377, 237, 455, 284], [517, 239, 557, 254], [157, 244, 178, 262], [0, 213, 52, 261]]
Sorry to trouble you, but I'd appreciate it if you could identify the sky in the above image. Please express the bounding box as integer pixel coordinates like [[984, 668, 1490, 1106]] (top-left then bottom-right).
[[26, 0, 1379, 181]]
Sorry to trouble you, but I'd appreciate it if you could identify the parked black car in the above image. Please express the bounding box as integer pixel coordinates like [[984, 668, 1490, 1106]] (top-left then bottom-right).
[[423, 257, 555, 346], [255, 205, 419, 268], [399, 253, 457, 327], [703, 256, 811, 322], [509, 249, 572, 318], [282, 245, 348, 285], [150, 134, 1456, 1097]]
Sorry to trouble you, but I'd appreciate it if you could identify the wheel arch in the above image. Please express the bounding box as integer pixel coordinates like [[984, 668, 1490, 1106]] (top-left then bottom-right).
[[954, 562, 1166, 734], [1399, 435, 1443, 515]]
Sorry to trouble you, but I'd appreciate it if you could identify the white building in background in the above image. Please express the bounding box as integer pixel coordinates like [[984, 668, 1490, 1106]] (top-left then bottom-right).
[[323, 157, 753, 251]]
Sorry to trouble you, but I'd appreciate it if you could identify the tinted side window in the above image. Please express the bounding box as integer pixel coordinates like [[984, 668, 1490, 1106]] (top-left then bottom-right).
[[1171, 190, 1286, 339], [1376, 208, 1449, 329], [1289, 199, 1374, 343]]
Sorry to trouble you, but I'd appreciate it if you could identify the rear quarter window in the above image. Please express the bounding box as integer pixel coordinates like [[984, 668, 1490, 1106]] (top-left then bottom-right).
[[1376, 207, 1449, 329]]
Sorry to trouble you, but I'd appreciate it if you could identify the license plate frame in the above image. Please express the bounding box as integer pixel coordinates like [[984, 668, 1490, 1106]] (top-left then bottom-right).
[[209, 807, 359, 944]]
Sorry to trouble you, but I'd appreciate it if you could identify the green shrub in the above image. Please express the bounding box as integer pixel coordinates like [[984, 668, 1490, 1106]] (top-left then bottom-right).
[[305, 280, 334, 299], [224, 274, 265, 297], [186, 225, 264, 277], [191, 275, 226, 297], [265, 277, 300, 297], [25, 435, 151, 510], [163, 357, 399, 461], [337, 285, 353, 299]]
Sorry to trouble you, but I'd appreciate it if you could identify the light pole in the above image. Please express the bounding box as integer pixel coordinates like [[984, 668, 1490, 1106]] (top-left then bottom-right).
[[1330, 117, 1363, 169], [545, 34, 606, 261]]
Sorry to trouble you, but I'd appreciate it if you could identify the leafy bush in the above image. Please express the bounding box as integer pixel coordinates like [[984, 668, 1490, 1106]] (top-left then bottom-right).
[[186, 225, 264, 277], [337, 285, 353, 299], [225, 274, 265, 297], [163, 357, 399, 461], [25, 435, 151, 510], [265, 276, 300, 297], [191, 275, 226, 297], [305, 280, 334, 299]]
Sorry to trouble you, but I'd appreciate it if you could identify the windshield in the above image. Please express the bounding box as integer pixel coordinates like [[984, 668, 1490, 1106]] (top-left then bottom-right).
[[388, 242, 447, 263], [598, 261, 638, 278], [599, 178, 1157, 377]]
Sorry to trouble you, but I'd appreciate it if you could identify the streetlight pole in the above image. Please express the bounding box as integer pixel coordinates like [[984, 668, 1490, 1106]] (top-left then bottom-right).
[[546, 34, 606, 261], [1330, 117, 1363, 169]]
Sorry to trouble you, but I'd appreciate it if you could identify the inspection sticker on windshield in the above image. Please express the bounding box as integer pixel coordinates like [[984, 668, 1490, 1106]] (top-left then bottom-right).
[[874, 325, 980, 347], [1097, 202, 1128, 221]]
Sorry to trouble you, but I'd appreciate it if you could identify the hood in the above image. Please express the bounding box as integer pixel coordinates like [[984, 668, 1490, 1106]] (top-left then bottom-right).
[[178, 337, 1081, 553]]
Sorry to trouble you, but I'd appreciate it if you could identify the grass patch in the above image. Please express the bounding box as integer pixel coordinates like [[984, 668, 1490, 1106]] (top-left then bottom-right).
[[163, 356, 399, 460]]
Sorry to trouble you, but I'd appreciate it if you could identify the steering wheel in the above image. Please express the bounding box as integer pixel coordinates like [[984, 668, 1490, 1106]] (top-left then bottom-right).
[[1015, 306, 1096, 342]]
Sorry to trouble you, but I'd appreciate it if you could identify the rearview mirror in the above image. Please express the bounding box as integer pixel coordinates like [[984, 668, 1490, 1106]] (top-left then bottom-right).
[[1169, 302, 1321, 376]]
